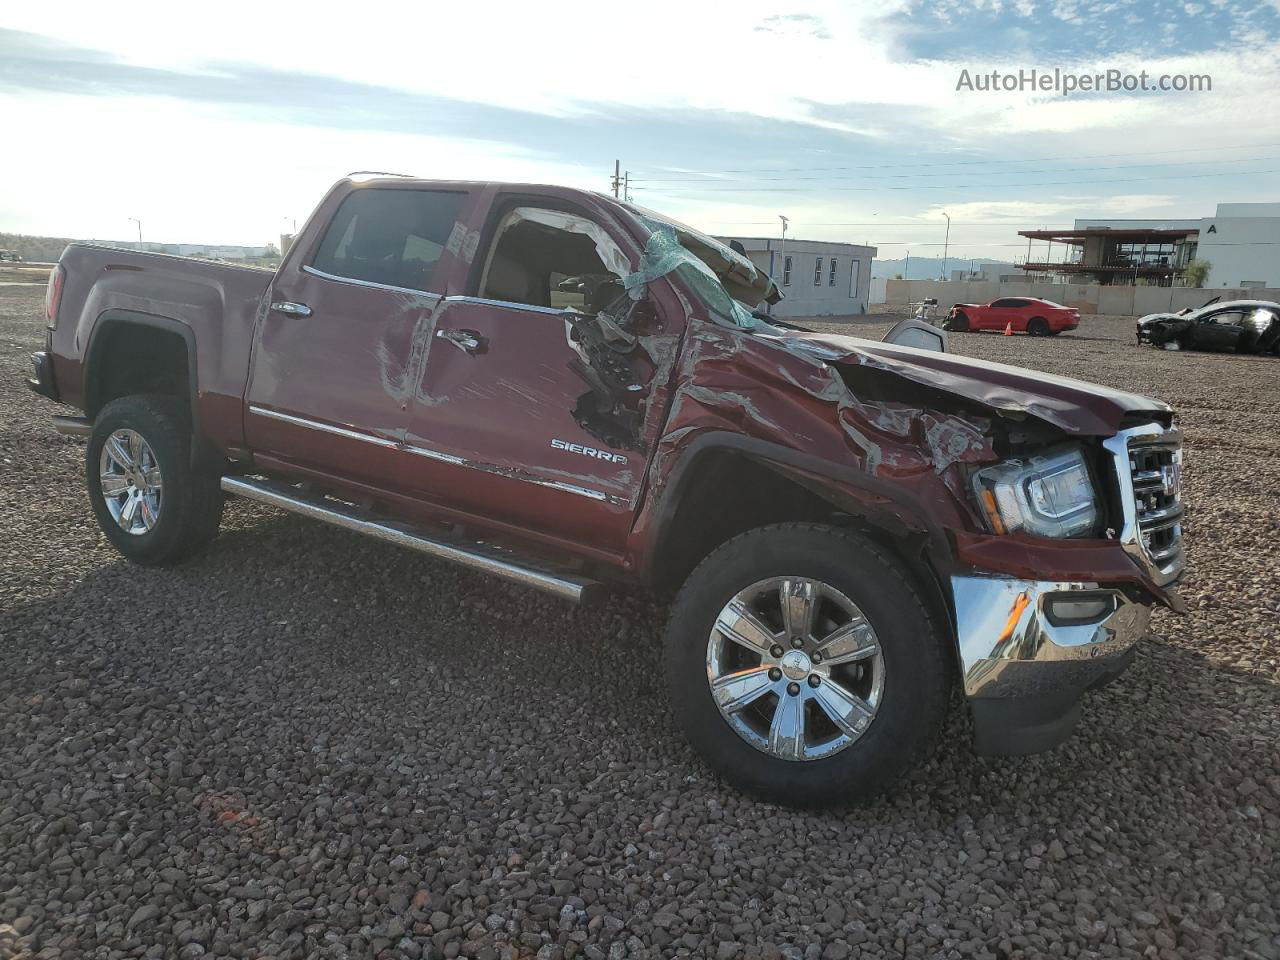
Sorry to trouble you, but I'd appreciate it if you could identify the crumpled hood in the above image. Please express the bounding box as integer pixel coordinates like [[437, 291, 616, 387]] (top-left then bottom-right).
[[1137, 312, 1183, 327], [779, 330, 1170, 436]]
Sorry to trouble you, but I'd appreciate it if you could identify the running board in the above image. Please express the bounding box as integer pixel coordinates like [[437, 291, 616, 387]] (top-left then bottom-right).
[[220, 476, 601, 603]]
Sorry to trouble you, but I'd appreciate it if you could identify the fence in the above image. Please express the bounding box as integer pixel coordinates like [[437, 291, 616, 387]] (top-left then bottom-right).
[[877, 279, 1280, 318]]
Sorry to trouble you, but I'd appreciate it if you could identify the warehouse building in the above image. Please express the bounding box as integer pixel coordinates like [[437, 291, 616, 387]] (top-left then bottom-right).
[[717, 236, 877, 318]]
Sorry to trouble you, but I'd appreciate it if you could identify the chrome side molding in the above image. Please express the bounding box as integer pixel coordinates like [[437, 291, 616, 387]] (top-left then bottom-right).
[[220, 475, 599, 603]]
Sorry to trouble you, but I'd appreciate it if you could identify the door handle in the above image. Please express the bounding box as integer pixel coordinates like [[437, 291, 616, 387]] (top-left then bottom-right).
[[270, 300, 313, 318], [435, 328, 487, 355]]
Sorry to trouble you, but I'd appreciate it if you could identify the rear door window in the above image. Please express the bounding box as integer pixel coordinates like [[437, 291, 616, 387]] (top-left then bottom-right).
[[311, 188, 467, 292]]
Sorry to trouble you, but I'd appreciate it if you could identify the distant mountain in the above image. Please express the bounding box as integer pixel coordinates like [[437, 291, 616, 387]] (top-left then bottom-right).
[[872, 256, 1013, 280]]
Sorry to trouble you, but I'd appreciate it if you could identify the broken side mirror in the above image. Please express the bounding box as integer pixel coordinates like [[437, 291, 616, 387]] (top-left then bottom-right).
[[882, 317, 948, 353]]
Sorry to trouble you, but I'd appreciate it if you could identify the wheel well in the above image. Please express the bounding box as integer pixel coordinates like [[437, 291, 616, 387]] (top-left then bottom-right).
[[85, 321, 191, 419], [648, 448, 958, 668], [649, 451, 833, 595]]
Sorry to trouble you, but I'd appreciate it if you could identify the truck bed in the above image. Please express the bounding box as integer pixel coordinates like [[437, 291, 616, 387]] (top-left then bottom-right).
[[48, 243, 274, 451]]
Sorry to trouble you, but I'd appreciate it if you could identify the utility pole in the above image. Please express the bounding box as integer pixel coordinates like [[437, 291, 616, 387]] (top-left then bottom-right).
[[940, 211, 950, 280], [778, 215, 789, 286], [611, 160, 621, 198], [129, 217, 142, 247], [622, 171, 631, 202], [905, 251, 910, 278]]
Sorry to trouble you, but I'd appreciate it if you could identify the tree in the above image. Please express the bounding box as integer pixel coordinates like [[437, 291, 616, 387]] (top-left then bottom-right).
[[1183, 259, 1211, 288]]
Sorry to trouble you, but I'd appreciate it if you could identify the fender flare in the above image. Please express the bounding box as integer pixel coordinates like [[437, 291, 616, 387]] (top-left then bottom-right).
[[84, 309, 200, 427], [638, 430, 958, 608]]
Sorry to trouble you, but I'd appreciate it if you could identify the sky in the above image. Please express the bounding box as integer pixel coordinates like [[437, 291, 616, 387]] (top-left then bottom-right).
[[1, 0, 1278, 263]]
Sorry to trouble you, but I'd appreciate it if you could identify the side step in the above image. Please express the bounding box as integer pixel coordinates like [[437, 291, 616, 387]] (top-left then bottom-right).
[[220, 476, 601, 604]]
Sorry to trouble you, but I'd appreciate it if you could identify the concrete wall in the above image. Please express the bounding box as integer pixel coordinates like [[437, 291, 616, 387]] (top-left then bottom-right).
[[879, 278, 1280, 317]]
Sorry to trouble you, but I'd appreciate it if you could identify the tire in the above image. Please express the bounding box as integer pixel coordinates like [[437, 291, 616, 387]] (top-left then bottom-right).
[[663, 523, 950, 808], [86, 394, 224, 566], [946, 311, 969, 332], [1027, 317, 1050, 336]]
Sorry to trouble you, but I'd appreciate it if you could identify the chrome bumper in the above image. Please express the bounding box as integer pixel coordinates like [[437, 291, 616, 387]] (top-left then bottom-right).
[[952, 575, 1150, 753]]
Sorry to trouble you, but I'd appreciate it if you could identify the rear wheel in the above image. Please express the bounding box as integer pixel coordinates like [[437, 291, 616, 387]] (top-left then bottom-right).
[[1027, 317, 1050, 336], [663, 524, 950, 807], [87, 395, 224, 565], [946, 311, 970, 332]]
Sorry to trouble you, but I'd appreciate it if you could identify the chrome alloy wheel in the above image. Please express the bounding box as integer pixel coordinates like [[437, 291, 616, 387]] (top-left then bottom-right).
[[706, 577, 886, 762], [99, 428, 163, 535]]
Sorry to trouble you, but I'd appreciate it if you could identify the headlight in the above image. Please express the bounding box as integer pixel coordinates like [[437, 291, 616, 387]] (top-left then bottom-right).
[[972, 446, 1099, 538]]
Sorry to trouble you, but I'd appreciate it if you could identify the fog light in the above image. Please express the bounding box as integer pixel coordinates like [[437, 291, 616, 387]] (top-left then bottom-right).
[[1046, 593, 1117, 625]]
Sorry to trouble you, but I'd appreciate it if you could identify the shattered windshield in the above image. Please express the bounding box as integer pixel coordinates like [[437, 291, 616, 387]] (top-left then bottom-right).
[[617, 204, 781, 329]]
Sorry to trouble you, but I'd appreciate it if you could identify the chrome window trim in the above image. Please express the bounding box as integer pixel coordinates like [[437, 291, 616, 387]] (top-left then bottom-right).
[[248, 405, 400, 449], [442, 296, 568, 317], [301, 264, 443, 301], [1102, 422, 1184, 587]]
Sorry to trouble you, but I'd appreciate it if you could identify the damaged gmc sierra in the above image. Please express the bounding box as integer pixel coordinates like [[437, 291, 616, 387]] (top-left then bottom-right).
[[29, 176, 1185, 806]]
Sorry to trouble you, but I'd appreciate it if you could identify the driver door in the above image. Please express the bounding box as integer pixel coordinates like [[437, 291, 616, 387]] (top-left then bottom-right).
[[1193, 310, 1245, 351]]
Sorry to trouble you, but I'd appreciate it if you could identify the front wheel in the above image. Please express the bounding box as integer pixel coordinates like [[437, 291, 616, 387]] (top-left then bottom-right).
[[945, 311, 969, 332], [86, 395, 224, 566], [663, 524, 950, 807]]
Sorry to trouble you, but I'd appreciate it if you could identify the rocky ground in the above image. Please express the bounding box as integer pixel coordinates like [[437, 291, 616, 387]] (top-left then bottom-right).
[[0, 284, 1276, 960]]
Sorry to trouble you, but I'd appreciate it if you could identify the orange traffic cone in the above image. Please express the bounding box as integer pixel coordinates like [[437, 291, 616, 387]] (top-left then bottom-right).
[[1003, 321, 1013, 336]]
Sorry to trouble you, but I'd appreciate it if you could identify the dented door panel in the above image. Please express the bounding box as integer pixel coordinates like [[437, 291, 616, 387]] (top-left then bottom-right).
[[404, 298, 641, 544]]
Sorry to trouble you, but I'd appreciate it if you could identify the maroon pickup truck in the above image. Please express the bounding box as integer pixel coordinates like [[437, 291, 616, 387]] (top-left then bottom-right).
[[29, 176, 1185, 806]]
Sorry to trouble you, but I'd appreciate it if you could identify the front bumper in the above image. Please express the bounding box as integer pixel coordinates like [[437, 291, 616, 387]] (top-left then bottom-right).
[[952, 575, 1150, 755]]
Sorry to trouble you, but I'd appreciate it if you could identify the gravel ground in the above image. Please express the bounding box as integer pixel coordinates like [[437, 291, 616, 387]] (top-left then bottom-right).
[[1, 284, 1276, 960]]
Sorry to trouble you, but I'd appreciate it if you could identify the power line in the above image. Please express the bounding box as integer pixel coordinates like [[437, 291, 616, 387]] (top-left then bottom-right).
[[630, 155, 1280, 184], [633, 168, 1280, 194], [631, 140, 1280, 178]]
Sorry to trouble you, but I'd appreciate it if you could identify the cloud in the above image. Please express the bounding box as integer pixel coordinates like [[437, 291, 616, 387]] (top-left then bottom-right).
[[2, 0, 1278, 249], [754, 14, 833, 39]]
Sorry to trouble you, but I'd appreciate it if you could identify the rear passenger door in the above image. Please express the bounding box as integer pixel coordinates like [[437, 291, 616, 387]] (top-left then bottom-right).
[[245, 184, 473, 493]]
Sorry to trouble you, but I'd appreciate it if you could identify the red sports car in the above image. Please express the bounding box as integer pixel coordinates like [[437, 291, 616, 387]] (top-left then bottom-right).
[[945, 297, 1080, 336]]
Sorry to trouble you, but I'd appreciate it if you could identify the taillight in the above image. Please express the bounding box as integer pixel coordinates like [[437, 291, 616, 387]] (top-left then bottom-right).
[[45, 264, 65, 329]]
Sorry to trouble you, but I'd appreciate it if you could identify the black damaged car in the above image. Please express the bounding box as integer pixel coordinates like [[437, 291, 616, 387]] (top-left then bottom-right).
[[1137, 299, 1280, 354]]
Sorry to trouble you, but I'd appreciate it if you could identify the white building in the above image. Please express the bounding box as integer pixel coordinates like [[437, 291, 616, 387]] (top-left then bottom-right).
[[1057, 202, 1280, 288], [1196, 203, 1280, 288], [717, 236, 877, 318]]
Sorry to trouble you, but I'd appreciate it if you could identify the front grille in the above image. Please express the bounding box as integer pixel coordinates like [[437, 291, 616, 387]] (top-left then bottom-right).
[[1121, 428, 1184, 582]]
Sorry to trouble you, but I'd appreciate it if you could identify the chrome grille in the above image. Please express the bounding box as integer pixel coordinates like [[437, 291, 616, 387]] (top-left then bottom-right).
[[1130, 441, 1182, 566], [1103, 424, 1184, 586]]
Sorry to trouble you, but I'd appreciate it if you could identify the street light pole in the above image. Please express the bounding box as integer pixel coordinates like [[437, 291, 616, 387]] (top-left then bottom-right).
[[128, 218, 143, 247], [778, 214, 789, 282], [940, 211, 950, 280]]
